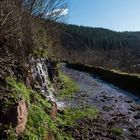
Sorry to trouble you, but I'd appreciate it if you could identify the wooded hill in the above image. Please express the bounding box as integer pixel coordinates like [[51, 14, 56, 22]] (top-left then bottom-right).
[[54, 24, 140, 73]]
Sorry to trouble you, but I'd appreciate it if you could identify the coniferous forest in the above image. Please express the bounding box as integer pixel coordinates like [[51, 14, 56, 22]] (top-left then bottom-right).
[[0, 1, 140, 139], [53, 24, 140, 73]]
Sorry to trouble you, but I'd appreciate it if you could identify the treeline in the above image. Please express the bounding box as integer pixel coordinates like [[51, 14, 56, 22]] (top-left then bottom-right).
[[54, 24, 140, 73], [65, 24, 140, 50]]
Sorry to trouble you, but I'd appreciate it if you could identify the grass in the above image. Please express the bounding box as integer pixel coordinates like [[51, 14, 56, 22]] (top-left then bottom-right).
[[57, 107, 98, 126], [21, 104, 49, 139], [1, 76, 31, 111], [21, 93, 96, 140], [4, 87, 74, 140], [1, 76, 31, 139], [110, 127, 123, 135], [6, 76, 31, 104], [20, 91, 98, 140], [3, 75, 97, 140], [58, 71, 79, 99]]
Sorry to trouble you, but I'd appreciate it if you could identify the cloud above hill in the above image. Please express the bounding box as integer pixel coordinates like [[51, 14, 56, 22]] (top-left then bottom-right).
[[46, 8, 68, 18]]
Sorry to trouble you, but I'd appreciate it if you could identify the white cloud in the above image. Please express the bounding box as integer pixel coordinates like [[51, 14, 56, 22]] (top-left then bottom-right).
[[46, 8, 68, 18], [59, 8, 68, 16]]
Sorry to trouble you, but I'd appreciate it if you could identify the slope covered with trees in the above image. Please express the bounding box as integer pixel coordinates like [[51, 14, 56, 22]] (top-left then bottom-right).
[[0, 0, 77, 139], [54, 24, 140, 73], [0, 1, 99, 139]]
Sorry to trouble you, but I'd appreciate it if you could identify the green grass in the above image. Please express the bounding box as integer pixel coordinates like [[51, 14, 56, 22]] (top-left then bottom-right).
[[20, 92, 98, 140], [20, 93, 74, 140], [6, 77, 32, 104], [58, 71, 79, 98], [3, 75, 97, 140], [57, 107, 98, 126], [22, 104, 49, 139], [2, 76, 32, 139], [110, 127, 123, 135], [7, 127, 17, 140], [3, 76, 31, 108]]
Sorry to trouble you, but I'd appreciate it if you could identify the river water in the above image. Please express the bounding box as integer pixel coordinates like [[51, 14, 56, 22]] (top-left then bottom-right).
[[62, 64, 140, 103], [61, 64, 140, 128]]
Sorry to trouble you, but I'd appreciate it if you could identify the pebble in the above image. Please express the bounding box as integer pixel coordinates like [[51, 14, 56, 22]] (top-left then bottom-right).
[[124, 100, 133, 103], [133, 113, 140, 119]]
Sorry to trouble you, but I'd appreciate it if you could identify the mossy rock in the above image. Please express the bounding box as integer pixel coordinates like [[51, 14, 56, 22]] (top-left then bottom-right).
[[110, 127, 123, 135]]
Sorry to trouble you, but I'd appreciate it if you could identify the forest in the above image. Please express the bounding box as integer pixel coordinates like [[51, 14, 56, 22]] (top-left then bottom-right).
[[53, 24, 140, 73], [0, 0, 140, 139]]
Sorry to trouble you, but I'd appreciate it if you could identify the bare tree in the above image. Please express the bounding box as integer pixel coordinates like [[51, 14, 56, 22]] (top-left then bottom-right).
[[22, 0, 67, 21], [0, 0, 67, 53], [0, 0, 22, 47], [0, 0, 67, 78]]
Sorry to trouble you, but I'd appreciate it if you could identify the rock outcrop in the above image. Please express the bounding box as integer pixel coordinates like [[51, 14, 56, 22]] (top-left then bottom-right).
[[15, 100, 28, 135], [50, 102, 58, 120]]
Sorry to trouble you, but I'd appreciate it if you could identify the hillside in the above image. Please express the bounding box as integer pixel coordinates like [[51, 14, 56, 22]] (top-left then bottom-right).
[[0, 0, 84, 139], [54, 24, 140, 73], [1, 1, 140, 139]]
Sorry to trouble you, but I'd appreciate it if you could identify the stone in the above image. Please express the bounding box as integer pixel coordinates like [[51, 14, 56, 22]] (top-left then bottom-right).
[[101, 99, 105, 102], [102, 106, 112, 111], [44, 132, 55, 140], [130, 104, 140, 111], [16, 100, 28, 135], [130, 134, 138, 139], [50, 102, 57, 120], [129, 108, 136, 112], [133, 113, 140, 119], [115, 99, 117, 102], [129, 128, 134, 132], [124, 100, 133, 103]]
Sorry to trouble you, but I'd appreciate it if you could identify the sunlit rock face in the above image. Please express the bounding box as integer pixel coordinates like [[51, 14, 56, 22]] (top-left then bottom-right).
[[0, 99, 28, 135], [16, 100, 28, 135], [31, 57, 65, 110]]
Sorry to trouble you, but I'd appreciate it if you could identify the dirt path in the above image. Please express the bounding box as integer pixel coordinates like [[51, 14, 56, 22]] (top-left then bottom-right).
[[61, 64, 140, 140]]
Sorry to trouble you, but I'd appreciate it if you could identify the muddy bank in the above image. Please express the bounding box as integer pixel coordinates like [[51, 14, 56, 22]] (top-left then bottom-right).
[[66, 63, 140, 97]]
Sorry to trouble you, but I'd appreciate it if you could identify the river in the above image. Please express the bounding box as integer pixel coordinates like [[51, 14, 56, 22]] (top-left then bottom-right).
[[60, 64, 140, 139]]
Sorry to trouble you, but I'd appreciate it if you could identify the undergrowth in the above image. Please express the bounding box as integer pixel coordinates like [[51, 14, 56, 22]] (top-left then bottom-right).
[[3, 75, 97, 140], [110, 127, 123, 135], [58, 71, 79, 99]]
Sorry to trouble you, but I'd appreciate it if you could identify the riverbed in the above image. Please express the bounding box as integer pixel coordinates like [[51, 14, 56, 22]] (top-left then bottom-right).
[[61, 64, 140, 139]]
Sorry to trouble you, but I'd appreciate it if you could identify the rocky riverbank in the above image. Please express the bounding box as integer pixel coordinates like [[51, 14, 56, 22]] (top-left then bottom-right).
[[61, 64, 140, 140], [66, 63, 140, 96]]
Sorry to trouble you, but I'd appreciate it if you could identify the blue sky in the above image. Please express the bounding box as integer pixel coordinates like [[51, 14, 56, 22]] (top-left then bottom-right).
[[67, 0, 140, 31]]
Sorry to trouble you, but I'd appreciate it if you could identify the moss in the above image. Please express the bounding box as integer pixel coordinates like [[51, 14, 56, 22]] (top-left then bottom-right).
[[33, 48, 48, 58], [110, 127, 123, 135], [7, 127, 17, 140], [23, 104, 49, 139], [6, 76, 31, 105], [57, 107, 98, 126], [20, 91, 74, 140], [20, 89, 97, 140], [58, 71, 79, 98], [0, 77, 31, 139], [3, 76, 97, 140], [0, 76, 31, 114], [20, 92, 51, 139], [30, 92, 51, 111]]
